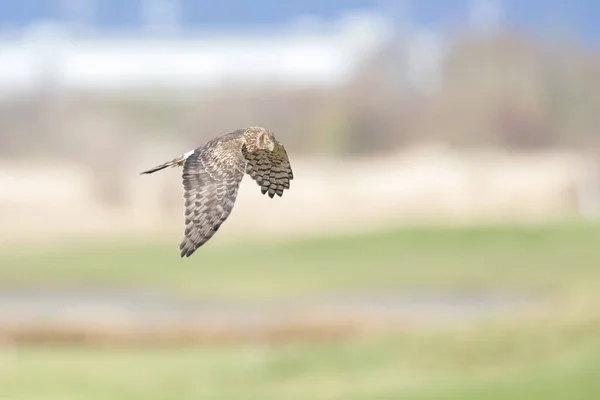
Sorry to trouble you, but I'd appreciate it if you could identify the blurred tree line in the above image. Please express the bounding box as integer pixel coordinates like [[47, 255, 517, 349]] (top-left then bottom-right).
[[1, 31, 599, 159]]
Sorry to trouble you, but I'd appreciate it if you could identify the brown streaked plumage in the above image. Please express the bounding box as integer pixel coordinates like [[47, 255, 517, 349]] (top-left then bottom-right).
[[140, 126, 293, 258]]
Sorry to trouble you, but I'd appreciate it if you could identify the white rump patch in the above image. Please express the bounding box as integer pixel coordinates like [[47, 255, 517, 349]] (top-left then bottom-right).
[[183, 149, 195, 159]]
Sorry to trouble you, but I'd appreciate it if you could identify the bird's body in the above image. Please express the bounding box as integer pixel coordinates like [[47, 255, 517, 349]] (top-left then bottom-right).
[[141, 127, 293, 257]]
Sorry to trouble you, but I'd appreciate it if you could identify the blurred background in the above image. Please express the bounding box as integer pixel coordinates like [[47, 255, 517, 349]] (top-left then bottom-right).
[[1, 0, 600, 399]]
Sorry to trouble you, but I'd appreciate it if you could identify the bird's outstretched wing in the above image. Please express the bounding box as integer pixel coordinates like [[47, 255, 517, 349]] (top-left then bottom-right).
[[179, 141, 245, 258], [244, 141, 294, 198]]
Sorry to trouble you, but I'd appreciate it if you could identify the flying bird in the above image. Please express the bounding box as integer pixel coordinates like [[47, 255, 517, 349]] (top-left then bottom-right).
[[140, 127, 293, 258]]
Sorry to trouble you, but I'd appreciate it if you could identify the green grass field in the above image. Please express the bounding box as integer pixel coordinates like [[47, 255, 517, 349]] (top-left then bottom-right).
[[1, 222, 600, 299], [0, 222, 599, 399], [2, 304, 599, 399]]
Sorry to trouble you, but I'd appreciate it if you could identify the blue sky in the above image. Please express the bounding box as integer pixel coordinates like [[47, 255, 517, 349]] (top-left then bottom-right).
[[0, 0, 598, 44]]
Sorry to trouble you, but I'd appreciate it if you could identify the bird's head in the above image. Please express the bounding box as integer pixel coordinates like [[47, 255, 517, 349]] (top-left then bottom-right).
[[244, 126, 276, 152]]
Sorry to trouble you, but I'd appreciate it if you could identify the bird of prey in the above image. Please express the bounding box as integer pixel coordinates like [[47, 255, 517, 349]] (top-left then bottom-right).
[[140, 126, 293, 258]]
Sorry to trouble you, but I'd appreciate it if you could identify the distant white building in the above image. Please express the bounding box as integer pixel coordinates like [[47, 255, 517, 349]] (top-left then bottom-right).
[[0, 11, 390, 96]]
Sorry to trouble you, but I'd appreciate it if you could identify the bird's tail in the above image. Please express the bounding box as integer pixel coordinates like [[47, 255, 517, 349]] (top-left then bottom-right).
[[140, 150, 195, 175]]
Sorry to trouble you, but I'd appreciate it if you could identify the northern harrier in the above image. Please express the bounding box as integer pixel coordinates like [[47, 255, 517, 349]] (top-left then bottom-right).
[[141, 127, 293, 257]]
